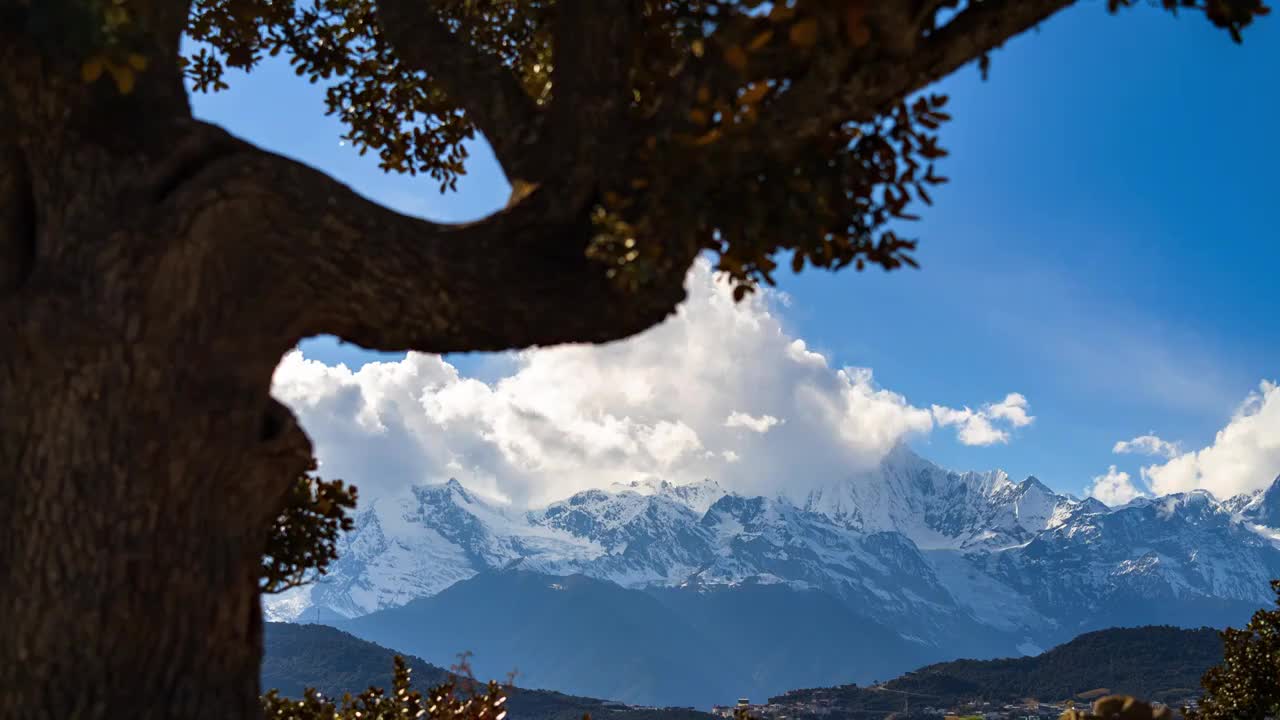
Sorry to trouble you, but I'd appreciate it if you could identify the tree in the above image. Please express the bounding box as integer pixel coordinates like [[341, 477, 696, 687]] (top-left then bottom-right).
[[260, 469, 357, 595], [261, 656, 512, 720], [0, 0, 1268, 718], [1059, 581, 1280, 720], [1184, 580, 1280, 720]]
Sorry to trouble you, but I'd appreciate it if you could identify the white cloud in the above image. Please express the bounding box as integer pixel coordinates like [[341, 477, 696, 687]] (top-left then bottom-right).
[[725, 412, 782, 433], [1112, 434, 1180, 459], [273, 260, 1034, 508], [1086, 465, 1146, 506], [987, 393, 1035, 428], [930, 393, 1036, 447], [930, 406, 1005, 446], [1140, 380, 1280, 499]]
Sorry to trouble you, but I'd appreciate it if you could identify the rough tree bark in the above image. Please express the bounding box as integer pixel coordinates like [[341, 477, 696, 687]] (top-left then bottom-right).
[[0, 0, 1080, 717]]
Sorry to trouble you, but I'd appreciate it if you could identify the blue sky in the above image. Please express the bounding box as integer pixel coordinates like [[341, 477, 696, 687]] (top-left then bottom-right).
[[196, 4, 1279, 500]]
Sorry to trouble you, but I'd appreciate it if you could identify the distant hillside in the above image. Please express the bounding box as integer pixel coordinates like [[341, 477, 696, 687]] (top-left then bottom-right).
[[336, 571, 743, 708], [263, 623, 712, 720], [337, 570, 924, 708], [767, 626, 1222, 716], [889, 626, 1221, 704], [263, 623, 450, 698]]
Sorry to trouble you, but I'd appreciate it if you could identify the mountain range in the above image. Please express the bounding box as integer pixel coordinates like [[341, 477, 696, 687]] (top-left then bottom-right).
[[265, 444, 1280, 707]]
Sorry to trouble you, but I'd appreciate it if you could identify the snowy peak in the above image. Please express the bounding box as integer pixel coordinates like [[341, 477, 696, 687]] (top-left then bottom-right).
[[605, 476, 728, 515], [1076, 496, 1110, 514], [267, 448, 1280, 656], [1236, 475, 1280, 528], [530, 485, 703, 552], [799, 445, 1081, 550], [664, 477, 729, 515]]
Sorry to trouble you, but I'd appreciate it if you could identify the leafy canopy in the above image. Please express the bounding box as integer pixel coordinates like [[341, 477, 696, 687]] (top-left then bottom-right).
[[261, 469, 357, 595], [1056, 579, 1280, 720], [262, 655, 513, 720], [1185, 579, 1280, 720], [52, 0, 1268, 301]]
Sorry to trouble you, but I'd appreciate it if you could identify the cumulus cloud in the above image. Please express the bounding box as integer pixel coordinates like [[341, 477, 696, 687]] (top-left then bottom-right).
[[725, 412, 782, 433], [1112, 434, 1180, 459], [1087, 465, 1147, 506], [273, 260, 1033, 508], [930, 393, 1036, 447], [1139, 380, 1280, 499], [987, 393, 1035, 428]]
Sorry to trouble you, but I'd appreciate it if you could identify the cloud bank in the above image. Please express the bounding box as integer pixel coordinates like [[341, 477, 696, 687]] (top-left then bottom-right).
[[273, 261, 1035, 508], [1138, 380, 1280, 499]]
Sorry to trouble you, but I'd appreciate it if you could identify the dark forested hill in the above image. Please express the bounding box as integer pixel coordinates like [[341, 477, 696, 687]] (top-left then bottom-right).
[[767, 626, 1222, 716], [887, 626, 1221, 704], [263, 622, 712, 720], [266, 622, 1223, 719]]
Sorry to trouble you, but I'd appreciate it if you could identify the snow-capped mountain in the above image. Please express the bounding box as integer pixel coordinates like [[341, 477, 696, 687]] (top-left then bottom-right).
[[269, 446, 1280, 659], [798, 444, 1105, 550], [1229, 474, 1280, 527]]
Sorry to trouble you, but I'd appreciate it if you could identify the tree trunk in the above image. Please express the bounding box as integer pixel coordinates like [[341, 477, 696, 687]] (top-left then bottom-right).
[[0, 22, 669, 714], [0, 349, 287, 719], [0, 85, 309, 714]]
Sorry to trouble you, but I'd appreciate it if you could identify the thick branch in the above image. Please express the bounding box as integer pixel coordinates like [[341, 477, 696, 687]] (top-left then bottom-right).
[[548, 0, 643, 187], [904, 0, 1079, 101], [374, 0, 543, 182], [145, 0, 197, 59], [192, 138, 692, 355]]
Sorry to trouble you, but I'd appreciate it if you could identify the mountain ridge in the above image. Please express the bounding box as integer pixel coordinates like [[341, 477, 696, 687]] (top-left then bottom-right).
[[265, 444, 1280, 705]]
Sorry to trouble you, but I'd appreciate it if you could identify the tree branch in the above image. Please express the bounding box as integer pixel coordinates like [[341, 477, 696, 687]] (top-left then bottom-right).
[[773, 0, 1078, 139], [189, 134, 692, 355], [146, 0, 197, 59], [373, 0, 543, 182], [547, 0, 643, 188], [905, 0, 1079, 100]]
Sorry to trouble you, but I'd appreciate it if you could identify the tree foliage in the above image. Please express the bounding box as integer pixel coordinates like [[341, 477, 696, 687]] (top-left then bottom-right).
[[1057, 580, 1280, 720], [51, 0, 1269, 302], [261, 468, 358, 594], [1184, 579, 1280, 720], [178, 0, 1268, 300], [185, 0, 1268, 297], [262, 656, 515, 720]]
